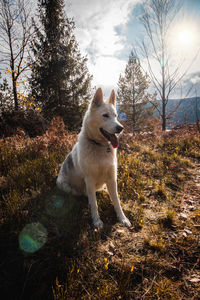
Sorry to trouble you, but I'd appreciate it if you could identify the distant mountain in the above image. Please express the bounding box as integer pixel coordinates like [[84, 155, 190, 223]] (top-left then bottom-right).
[[117, 97, 200, 129], [156, 97, 200, 128]]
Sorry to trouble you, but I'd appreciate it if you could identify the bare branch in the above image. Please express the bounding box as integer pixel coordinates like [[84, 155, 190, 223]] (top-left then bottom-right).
[[0, 0, 34, 110], [137, 0, 199, 130]]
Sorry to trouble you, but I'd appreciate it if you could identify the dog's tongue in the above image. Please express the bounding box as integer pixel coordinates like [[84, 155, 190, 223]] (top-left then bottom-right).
[[110, 134, 119, 148]]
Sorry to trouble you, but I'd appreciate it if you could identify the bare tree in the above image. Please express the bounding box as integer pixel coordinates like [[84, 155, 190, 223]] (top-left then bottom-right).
[[137, 0, 198, 130], [0, 0, 33, 110]]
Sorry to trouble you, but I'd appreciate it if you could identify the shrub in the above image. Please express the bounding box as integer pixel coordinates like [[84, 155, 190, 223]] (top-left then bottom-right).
[[0, 109, 48, 137]]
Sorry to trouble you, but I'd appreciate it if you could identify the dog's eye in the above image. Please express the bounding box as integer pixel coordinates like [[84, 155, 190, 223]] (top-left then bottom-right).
[[103, 114, 109, 118]]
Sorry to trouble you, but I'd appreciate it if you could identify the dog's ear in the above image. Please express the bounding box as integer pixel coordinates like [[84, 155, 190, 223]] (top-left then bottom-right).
[[108, 89, 116, 106], [92, 88, 104, 107]]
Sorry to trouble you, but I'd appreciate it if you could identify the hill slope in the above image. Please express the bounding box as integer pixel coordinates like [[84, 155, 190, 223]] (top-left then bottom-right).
[[0, 120, 200, 299]]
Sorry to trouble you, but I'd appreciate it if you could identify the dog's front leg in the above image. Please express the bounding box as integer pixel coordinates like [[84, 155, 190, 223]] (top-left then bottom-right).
[[85, 178, 103, 229], [106, 180, 131, 227]]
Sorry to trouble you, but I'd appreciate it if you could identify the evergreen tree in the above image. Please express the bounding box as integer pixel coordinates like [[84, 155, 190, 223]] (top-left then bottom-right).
[[0, 73, 13, 112], [30, 0, 92, 130], [117, 51, 155, 131]]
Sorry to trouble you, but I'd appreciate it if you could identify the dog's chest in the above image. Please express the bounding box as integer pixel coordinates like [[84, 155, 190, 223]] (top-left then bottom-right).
[[91, 152, 116, 181], [81, 148, 116, 177]]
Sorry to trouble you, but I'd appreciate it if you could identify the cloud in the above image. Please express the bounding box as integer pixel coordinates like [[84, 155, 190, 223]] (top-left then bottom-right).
[[182, 72, 200, 95], [89, 56, 126, 87], [67, 0, 140, 56], [190, 74, 200, 85], [67, 0, 142, 92]]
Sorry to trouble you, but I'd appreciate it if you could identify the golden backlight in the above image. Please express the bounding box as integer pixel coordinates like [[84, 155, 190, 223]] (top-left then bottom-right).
[[178, 29, 195, 46]]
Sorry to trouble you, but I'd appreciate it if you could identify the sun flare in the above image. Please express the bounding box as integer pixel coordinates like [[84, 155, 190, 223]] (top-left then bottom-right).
[[178, 29, 195, 46], [168, 20, 198, 56]]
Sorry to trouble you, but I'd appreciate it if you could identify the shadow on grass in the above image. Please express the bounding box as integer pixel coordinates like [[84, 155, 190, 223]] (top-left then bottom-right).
[[0, 187, 115, 300], [1, 187, 87, 299]]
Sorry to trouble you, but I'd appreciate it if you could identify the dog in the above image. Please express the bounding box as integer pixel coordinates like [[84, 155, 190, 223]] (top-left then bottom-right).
[[56, 88, 131, 229]]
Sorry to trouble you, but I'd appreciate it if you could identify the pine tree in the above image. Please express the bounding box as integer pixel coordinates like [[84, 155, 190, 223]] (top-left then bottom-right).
[[0, 73, 13, 111], [30, 0, 92, 130], [117, 51, 155, 131]]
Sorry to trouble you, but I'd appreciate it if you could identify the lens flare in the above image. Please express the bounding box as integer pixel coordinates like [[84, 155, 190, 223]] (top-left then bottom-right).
[[118, 112, 127, 121], [19, 222, 47, 253], [53, 196, 65, 208], [45, 188, 76, 217]]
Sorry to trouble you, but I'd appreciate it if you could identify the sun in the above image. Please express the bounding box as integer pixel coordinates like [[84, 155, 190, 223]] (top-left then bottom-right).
[[168, 21, 198, 56], [177, 29, 195, 46]]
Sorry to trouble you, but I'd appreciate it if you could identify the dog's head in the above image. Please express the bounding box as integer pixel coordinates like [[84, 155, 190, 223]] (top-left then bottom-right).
[[87, 88, 123, 148]]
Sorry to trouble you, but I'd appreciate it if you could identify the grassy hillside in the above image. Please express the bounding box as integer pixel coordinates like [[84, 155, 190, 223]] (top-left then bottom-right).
[[0, 118, 200, 299]]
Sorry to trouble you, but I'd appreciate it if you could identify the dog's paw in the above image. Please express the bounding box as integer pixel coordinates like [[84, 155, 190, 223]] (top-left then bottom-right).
[[120, 217, 131, 228], [94, 218, 104, 229]]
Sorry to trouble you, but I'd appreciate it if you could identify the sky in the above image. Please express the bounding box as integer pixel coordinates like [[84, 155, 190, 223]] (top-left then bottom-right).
[[65, 0, 200, 98], [0, 0, 200, 99]]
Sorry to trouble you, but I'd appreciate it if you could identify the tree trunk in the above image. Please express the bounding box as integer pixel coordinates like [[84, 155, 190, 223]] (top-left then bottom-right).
[[161, 58, 166, 131], [162, 100, 166, 131], [132, 87, 136, 132], [12, 77, 18, 111], [195, 95, 200, 133]]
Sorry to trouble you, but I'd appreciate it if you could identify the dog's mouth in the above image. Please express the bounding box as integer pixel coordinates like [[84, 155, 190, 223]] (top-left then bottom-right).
[[99, 128, 119, 148]]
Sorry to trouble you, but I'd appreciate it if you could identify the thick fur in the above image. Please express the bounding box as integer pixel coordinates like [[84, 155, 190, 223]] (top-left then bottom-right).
[[56, 88, 131, 228]]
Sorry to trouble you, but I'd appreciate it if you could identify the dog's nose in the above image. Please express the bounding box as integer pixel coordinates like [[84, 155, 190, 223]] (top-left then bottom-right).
[[116, 125, 124, 133]]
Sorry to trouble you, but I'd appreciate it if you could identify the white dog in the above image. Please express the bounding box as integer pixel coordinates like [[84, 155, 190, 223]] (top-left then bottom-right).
[[56, 88, 131, 228]]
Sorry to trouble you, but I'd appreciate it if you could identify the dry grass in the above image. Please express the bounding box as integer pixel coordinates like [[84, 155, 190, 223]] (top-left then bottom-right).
[[0, 120, 200, 299]]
